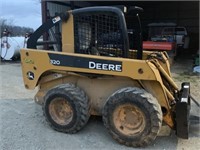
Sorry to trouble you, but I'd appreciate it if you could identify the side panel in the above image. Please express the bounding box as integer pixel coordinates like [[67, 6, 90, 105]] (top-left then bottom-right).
[[20, 49, 159, 90], [35, 75, 141, 115]]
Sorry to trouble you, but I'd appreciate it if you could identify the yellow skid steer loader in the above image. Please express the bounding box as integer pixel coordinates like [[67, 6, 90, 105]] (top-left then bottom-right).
[[20, 6, 198, 147]]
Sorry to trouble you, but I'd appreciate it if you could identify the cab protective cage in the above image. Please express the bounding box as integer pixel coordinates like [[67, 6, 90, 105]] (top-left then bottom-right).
[[27, 7, 133, 58]]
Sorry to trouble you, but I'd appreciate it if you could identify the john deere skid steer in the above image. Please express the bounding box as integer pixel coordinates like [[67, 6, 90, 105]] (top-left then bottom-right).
[[20, 6, 193, 147]]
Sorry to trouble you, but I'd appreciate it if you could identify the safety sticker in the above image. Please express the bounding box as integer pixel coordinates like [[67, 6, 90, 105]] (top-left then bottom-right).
[[52, 16, 61, 24], [181, 98, 188, 103]]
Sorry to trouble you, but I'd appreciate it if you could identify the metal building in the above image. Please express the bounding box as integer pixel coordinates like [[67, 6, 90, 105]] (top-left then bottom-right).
[[41, 1, 199, 53]]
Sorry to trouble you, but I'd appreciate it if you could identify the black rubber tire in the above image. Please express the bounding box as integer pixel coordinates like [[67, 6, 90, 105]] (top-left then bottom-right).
[[43, 83, 90, 133], [102, 87, 162, 147]]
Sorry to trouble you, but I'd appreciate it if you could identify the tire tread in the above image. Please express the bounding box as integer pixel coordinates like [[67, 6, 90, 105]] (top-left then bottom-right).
[[102, 87, 162, 147], [43, 83, 90, 133]]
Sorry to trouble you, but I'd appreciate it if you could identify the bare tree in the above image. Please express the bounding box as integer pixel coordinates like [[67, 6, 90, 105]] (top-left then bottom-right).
[[0, 18, 15, 37], [0, 18, 34, 37], [0, 18, 7, 37]]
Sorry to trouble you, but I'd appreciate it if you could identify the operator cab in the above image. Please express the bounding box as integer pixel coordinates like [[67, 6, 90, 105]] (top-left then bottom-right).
[[27, 6, 144, 59]]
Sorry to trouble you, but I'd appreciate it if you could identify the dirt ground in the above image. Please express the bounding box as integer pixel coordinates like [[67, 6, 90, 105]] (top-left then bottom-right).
[[0, 54, 199, 150]]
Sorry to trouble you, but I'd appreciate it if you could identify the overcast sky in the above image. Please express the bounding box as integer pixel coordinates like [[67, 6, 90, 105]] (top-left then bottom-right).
[[0, 0, 41, 30]]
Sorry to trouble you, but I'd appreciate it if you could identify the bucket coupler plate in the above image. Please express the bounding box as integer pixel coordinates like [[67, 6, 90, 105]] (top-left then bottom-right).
[[176, 82, 191, 139]]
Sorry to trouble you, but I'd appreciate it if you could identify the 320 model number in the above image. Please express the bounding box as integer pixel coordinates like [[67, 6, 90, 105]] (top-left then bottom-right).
[[50, 59, 60, 65]]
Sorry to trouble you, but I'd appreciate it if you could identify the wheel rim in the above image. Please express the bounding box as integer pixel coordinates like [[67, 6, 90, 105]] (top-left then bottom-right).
[[49, 98, 73, 126], [113, 103, 146, 136]]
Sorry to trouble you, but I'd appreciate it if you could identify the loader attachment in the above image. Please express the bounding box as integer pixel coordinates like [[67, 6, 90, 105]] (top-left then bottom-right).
[[176, 82, 191, 139]]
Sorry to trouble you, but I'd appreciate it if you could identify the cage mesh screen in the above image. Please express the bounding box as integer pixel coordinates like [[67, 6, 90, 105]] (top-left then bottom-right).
[[74, 12, 124, 57]]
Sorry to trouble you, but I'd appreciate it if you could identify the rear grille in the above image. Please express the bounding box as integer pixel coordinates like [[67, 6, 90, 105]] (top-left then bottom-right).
[[74, 13, 124, 57]]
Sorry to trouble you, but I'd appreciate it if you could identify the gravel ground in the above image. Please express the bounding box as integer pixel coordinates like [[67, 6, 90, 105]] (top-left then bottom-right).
[[0, 58, 199, 150]]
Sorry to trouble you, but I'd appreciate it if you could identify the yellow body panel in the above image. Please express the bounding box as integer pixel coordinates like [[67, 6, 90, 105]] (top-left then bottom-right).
[[21, 49, 163, 89], [62, 11, 74, 53]]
